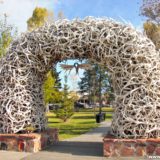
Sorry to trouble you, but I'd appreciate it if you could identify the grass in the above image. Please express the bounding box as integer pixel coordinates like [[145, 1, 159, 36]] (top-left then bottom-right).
[[79, 107, 114, 112], [47, 107, 113, 140]]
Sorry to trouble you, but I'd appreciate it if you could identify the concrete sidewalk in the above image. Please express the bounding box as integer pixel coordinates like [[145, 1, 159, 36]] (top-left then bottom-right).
[[0, 122, 146, 160], [64, 121, 111, 142], [21, 122, 110, 160], [0, 151, 31, 160], [0, 122, 110, 160]]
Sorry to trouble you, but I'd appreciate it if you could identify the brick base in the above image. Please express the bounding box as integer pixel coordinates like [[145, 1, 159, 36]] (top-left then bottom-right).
[[0, 128, 58, 152], [103, 134, 160, 157]]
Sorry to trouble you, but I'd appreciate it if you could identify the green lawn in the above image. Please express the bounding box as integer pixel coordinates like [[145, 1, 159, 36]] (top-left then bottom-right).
[[79, 107, 114, 112], [47, 108, 113, 140]]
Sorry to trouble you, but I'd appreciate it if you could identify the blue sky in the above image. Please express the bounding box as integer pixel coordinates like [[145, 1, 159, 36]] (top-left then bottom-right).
[[53, 0, 143, 28], [0, 0, 144, 32], [0, 0, 144, 90]]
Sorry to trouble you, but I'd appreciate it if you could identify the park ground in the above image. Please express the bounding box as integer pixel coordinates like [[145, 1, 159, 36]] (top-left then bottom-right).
[[47, 107, 113, 140]]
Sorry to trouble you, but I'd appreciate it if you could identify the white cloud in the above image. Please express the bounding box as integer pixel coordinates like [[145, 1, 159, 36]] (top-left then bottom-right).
[[0, 0, 56, 33]]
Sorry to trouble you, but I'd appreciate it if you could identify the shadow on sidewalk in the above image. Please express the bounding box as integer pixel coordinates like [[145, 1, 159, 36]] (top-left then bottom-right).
[[21, 141, 103, 160], [44, 141, 103, 157], [21, 123, 111, 159]]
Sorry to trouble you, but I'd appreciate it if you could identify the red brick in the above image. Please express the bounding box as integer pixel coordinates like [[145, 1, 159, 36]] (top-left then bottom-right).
[[25, 140, 34, 152], [146, 144, 156, 155], [147, 139, 160, 143], [0, 129, 58, 153], [125, 141, 136, 147], [113, 142, 122, 149], [121, 146, 135, 156], [112, 144, 121, 157], [103, 143, 112, 157], [18, 140, 25, 152], [123, 139, 136, 143], [0, 137, 5, 141], [136, 146, 146, 156], [41, 136, 48, 148], [112, 150, 119, 157], [155, 147, 160, 155], [103, 139, 115, 143], [7, 139, 17, 150]]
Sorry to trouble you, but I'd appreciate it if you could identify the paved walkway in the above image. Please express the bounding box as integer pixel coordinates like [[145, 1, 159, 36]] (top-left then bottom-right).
[[22, 121, 110, 160], [0, 122, 110, 160], [0, 122, 147, 160], [0, 151, 31, 160]]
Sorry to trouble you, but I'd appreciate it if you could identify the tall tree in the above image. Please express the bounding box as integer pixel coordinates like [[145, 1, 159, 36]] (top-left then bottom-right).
[[141, 0, 160, 24], [78, 63, 114, 105], [0, 14, 17, 58], [27, 7, 64, 31], [43, 70, 62, 105], [55, 75, 74, 122], [140, 0, 160, 49], [27, 7, 54, 31], [143, 22, 160, 49]]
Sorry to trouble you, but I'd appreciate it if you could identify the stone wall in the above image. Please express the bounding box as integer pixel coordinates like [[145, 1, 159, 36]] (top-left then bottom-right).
[[0, 128, 58, 152], [104, 134, 160, 157]]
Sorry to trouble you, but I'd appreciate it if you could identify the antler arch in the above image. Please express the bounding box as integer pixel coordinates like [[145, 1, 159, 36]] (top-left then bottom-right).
[[0, 17, 160, 138]]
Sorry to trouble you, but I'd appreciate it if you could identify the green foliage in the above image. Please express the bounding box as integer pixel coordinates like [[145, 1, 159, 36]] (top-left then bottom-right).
[[24, 125, 36, 133], [143, 21, 160, 49], [56, 98, 74, 122], [27, 7, 53, 31], [78, 63, 114, 104], [27, 7, 65, 31], [47, 112, 99, 140], [0, 14, 17, 58], [55, 75, 74, 122], [43, 70, 62, 105], [47, 108, 113, 140]]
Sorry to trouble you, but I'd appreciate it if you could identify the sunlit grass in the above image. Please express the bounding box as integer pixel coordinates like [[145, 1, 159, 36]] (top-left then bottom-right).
[[46, 108, 113, 140], [79, 107, 114, 112]]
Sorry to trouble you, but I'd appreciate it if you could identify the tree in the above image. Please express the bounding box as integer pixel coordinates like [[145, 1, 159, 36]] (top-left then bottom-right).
[[143, 21, 160, 49], [27, 7, 54, 31], [0, 14, 17, 58], [43, 70, 62, 105], [78, 63, 114, 106], [140, 0, 160, 49], [141, 0, 160, 24], [55, 75, 74, 122], [27, 7, 64, 31]]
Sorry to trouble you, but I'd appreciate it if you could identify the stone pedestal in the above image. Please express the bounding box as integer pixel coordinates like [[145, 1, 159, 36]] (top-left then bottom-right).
[[0, 128, 58, 152], [103, 134, 160, 157]]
